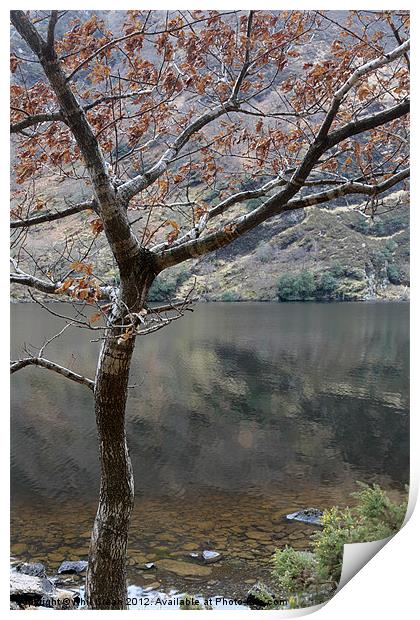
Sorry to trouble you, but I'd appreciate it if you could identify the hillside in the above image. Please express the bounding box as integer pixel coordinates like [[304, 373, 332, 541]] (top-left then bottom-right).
[[10, 177, 409, 303], [176, 190, 410, 302]]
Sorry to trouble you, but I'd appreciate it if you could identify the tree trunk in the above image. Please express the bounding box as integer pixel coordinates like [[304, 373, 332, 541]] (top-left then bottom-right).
[[86, 258, 156, 609], [86, 336, 135, 609]]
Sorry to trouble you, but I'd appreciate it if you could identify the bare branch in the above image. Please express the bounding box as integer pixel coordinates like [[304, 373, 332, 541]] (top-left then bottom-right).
[[10, 111, 65, 134], [46, 10, 59, 52], [11, 200, 96, 228], [231, 10, 254, 101], [10, 269, 57, 295], [10, 356, 95, 391], [286, 168, 409, 210], [147, 297, 198, 314], [318, 39, 409, 141], [84, 89, 155, 112], [387, 19, 410, 69], [156, 165, 409, 270], [326, 99, 409, 150]]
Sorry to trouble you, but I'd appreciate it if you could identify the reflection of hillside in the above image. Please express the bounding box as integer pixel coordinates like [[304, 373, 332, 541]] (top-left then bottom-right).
[[11, 302, 409, 504]]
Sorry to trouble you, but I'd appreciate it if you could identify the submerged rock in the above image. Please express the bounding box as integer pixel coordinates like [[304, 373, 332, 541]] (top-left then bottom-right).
[[157, 559, 212, 577], [202, 550, 222, 564], [16, 562, 47, 578], [57, 560, 88, 575], [286, 508, 323, 525], [245, 582, 276, 609], [141, 562, 156, 570]]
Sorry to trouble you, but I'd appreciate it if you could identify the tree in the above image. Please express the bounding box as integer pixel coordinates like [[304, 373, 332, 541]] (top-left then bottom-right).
[[10, 9, 409, 609]]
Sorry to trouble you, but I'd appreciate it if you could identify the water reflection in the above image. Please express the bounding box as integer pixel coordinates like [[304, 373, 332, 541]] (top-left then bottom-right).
[[10, 302, 409, 595], [11, 302, 409, 504]]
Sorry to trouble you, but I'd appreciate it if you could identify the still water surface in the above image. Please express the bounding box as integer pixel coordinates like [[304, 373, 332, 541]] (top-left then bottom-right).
[[10, 302, 409, 598]]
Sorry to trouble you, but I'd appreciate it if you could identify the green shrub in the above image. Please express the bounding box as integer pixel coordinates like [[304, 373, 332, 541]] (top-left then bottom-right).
[[316, 272, 339, 299], [277, 271, 315, 301], [272, 547, 318, 595], [387, 263, 402, 284], [277, 274, 298, 301], [312, 506, 356, 584], [147, 278, 177, 301], [312, 483, 407, 585], [329, 262, 346, 278], [296, 271, 316, 299], [147, 269, 189, 302], [272, 483, 407, 604], [278, 270, 341, 301], [352, 482, 407, 535], [220, 290, 240, 302], [351, 212, 407, 237]]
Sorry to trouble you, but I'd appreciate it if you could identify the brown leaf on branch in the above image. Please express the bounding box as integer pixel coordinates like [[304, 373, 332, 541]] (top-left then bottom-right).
[[90, 218, 104, 236], [56, 278, 74, 293], [89, 311, 102, 324], [70, 261, 94, 275], [166, 220, 180, 244]]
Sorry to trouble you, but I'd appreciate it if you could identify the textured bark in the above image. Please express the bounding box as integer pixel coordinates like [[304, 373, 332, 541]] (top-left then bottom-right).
[[86, 260, 155, 610], [86, 336, 135, 610]]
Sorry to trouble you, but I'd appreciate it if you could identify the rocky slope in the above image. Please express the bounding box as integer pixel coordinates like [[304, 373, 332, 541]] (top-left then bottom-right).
[[11, 184, 409, 303]]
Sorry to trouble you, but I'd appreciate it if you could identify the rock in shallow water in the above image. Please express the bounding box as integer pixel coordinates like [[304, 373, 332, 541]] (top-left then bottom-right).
[[16, 562, 46, 578], [202, 550, 222, 564], [286, 508, 323, 525], [141, 562, 156, 570], [57, 560, 88, 575]]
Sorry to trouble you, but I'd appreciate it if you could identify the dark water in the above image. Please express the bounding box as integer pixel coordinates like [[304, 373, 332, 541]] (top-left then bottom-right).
[[10, 302, 409, 599]]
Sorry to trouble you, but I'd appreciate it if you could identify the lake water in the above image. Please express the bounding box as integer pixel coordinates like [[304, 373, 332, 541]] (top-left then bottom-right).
[[10, 302, 409, 601]]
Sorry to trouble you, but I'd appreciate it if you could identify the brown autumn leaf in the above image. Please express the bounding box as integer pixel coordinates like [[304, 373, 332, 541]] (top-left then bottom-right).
[[56, 278, 74, 294], [70, 261, 94, 275], [194, 204, 208, 219], [358, 85, 371, 100], [166, 219, 180, 244], [117, 327, 135, 345], [90, 218, 104, 236], [89, 311, 102, 324], [34, 199, 45, 211]]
